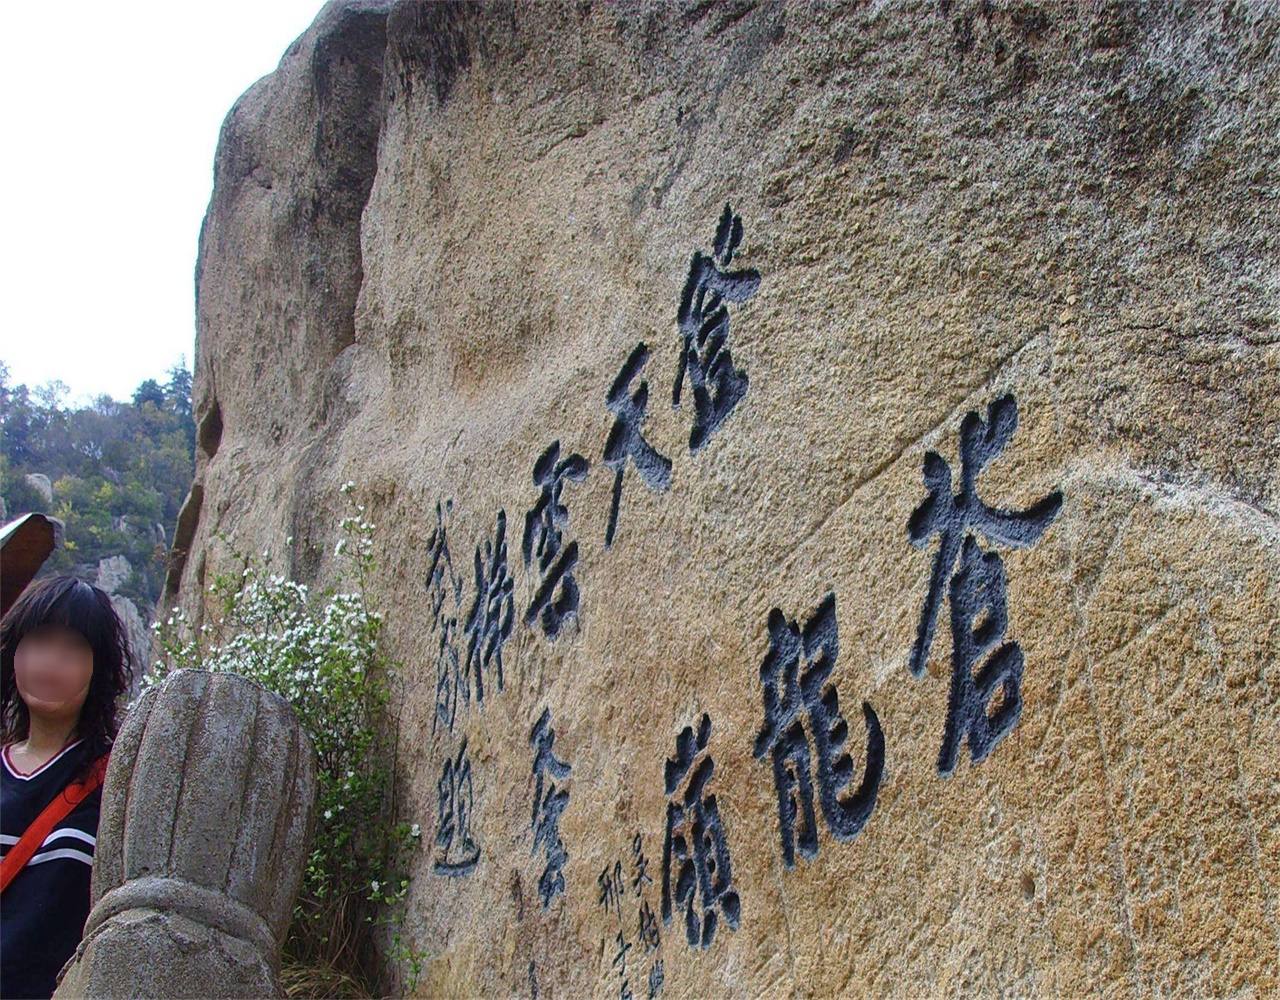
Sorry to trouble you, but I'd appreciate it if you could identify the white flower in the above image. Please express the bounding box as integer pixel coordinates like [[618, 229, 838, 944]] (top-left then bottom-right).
[[335, 539, 348, 555], [370, 880, 381, 893], [324, 809, 333, 820], [410, 823, 421, 839]]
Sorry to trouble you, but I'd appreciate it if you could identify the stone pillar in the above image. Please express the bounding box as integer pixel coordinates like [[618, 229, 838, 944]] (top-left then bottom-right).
[[54, 669, 317, 999]]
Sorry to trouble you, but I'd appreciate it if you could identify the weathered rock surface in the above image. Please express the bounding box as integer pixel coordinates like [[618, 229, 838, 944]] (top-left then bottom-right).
[[167, 1, 1278, 996], [24, 472, 53, 506], [87, 554, 153, 689], [94, 554, 133, 595], [110, 594, 151, 695]]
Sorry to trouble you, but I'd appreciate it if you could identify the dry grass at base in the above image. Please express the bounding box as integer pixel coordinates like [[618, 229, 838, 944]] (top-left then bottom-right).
[[280, 959, 373, 999]]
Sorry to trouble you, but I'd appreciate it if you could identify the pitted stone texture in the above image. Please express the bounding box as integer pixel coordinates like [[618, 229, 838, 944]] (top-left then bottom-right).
[[53, 670, 316, 999], [53, 909, 276, 1000], [171, 1, 1278, 997]]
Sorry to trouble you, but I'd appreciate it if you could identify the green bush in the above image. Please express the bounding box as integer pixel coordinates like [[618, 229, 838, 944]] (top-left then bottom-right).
[[148, 483, 424, 996]]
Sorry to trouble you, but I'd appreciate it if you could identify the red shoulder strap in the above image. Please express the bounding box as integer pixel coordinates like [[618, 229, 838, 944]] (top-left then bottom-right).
[[0, 752, 110, 894]]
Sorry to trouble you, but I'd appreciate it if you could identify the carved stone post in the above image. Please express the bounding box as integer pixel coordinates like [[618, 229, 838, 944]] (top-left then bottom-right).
[[54, 669, 317, 998]]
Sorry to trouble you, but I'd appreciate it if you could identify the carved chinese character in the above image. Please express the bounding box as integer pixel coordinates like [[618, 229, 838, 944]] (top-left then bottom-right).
[[523, 441, 589, 639], [426, 499, 464, 732], [463, 510, 514, 702], [647, 960, 664, 998], [674, 203, 760, 451], [907, 393, 1063, 775], [753, 593, 883, 867], [433, 739, 480, 877], [599, 860, 625, 917], [603, 343, 672, 548], [530, 708, 572, 907], [661, 714, 740, 949]]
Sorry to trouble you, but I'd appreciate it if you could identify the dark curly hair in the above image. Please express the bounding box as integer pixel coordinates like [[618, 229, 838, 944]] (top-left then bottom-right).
[[1, 574, 135, 781]]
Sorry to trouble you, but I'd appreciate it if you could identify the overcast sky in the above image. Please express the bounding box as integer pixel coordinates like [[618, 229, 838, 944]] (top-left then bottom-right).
[[0, 1, 325, 407]]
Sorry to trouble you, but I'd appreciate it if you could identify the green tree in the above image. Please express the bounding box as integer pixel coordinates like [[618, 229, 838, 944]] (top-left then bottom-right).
[[0, 360, 196, 609], [132, 379, 166, 410]]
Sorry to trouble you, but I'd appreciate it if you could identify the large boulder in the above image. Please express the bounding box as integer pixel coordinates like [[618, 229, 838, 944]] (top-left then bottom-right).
[[165, 2, 1278, 996], [94, 554, 132, 596], [23, 472, 53, 507]]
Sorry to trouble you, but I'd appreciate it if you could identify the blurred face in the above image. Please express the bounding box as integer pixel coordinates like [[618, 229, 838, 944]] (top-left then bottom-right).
[[13, 624, 94, 727]]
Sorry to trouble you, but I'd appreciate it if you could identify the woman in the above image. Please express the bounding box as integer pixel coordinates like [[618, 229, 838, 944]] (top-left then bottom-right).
[[0, 576, 133, 999]]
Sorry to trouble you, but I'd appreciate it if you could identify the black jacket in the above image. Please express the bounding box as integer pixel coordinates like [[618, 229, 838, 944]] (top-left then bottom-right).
[[0, 739, 100, 1000]]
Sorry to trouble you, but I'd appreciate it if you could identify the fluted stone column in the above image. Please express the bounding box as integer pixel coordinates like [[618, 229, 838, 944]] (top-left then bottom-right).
[[54, 669, 317, 999]]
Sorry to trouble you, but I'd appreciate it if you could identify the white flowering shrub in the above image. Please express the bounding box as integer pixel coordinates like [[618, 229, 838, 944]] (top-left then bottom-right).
[[150, 483, 422, 996]]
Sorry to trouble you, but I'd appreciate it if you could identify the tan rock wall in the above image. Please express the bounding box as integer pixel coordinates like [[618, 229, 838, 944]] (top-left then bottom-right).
[[170, 2, 1279, 995]]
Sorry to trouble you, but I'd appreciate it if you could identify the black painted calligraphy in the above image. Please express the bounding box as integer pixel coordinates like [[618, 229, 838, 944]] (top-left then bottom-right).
[[603, 343, 672, 548], [530, 708, 572, 908], [426, 499, 465, 733], [611, 930, 634, 1000], [661, 714, 741, 949], [753, 593, 884, 868], [674, 203, 760, 452], [632, 831, 664, 997], [598, 860, 625, 918], [523, 441, 589, 639], [433, 738, 480, 877], [463, 510, 514, 703], [907, 393, 1063, 776], [630, 831, 652, 897], [597, 839, 662, 1000]]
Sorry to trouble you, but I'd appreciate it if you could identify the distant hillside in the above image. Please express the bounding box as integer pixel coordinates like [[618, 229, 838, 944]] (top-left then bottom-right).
[[0, 360, 195, 634]]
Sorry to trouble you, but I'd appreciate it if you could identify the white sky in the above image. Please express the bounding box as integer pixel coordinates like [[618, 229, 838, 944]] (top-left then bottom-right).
[[0, 1, 326, 407]]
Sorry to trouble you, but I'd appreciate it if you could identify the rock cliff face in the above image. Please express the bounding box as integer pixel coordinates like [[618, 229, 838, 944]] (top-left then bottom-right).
[[168, 2, 1278, 995], [94, 555, 151, 694]]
